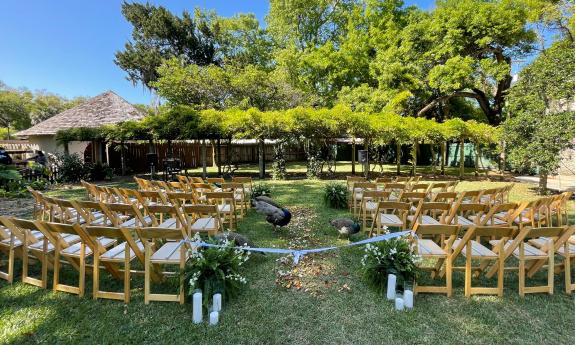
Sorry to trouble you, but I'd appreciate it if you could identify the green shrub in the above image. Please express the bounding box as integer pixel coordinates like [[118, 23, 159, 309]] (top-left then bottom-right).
[[0, 164, 21, 189], [54, 153, 91, 183], [361, 236, 419, 295], [250, 183, 272, 199], [28, 178, 49, 191], [323, 182, 348, 209], [90, 163, 115, 181], [183, 234, 251, 308]]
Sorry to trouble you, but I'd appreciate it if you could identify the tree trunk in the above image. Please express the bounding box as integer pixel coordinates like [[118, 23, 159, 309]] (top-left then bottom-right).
[[459, 137, 465, 179], [440, 142, 446, 176], [351, 140, 356, 175], [258, 139, 265, 179], [474, 143, 479, 177], [201, 139, 207, 179], [216, 138, 222, 177], [396, 142, 401, 175], [364, 141, 369, 179], [120, 141, 126, 176], [411, 142, 418, 176], [431, 144, 436, 176], [539, 172, 548, 194], [500, 140, 507, 173]]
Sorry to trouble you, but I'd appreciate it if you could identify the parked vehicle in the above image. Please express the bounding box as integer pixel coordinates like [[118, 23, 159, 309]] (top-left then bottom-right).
[[0, 147, 13, 165]]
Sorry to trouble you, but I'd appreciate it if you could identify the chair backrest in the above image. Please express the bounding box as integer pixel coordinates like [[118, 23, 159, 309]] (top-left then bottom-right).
[[362, 190, 391, 202], [375, 177, 393, 184], [347, 176, 367, 190], [410, 183, 430, 193], [458, 190, 483, 204], [52, 198, 82, 223], [205, 191, 235, 206], [445, 181, 459, 192], [165, 191, 198, 206], [80, 180, 99, 200], [0, 216, 45, 246], [429, 182, 448, 193], [352, 182, 377, 192], [207, 177, 225, 185], [481, 202, 519, 226], [136, 227, 185, 241], [232, 176, 253, 192], [72, 200, 106, 226], [394, 176, 409, 183], [400, 192, 427, 205], [446, 202, 489, 225], [432, 192, 459, 203], [142, 203, 184, 228], [134, 190, 168, 206], [100, 202, 149, 228], [452, 226, 515, 258], [412, 201, 451, 224]]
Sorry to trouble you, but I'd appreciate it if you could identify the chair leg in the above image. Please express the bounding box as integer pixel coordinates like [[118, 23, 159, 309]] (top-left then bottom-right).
[[565, 254, 572, 295], [446, 256, 452, 297], [79, 244, 86, 298], [93, 253, 100, 300], [548, 249, 554, 295], [144, 243, 150, 305], [519, 258, 525, 297], [124, 254, 131, 304], [465, 246, 472, 297], [497, 256, 504, 297]]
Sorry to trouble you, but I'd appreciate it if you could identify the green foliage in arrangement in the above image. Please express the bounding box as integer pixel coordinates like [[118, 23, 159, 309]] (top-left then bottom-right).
[[361, 236, 420, 295], [323, 182, 348, 209], [183, 234, 251, 308], [250, 183, 272, 200]]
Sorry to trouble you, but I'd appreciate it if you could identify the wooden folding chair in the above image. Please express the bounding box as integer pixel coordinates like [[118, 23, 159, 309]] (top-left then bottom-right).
[[181, 205, 221, 236], [39, 221, 120, 297], [80, 180, 100, 201], [382, 183, 407, 201], [526, 225, 575, 294], [446, 202, 489, 229], [413, 224, 460, 297], [451, 226, 515, 297], [232, 176, 254, 201], [431, 191, 459, 203], [72, 200, 110, 226], [85, 225, 145, 303], [351, 182, 377, 217], [100, 202, 152, 228], [0, 217, 67, 288], [136, 227, 188, 304], [409, 183, 430, 194], [207, 177, 225, 186], [142, 203, 185, 229], [27, 187, 50, 220], [369, 201, 411, 236], [221, 182, 247, 217], [191, 183, 216, 203], [408, 202, 451, 229], [165, 191, 199, 207], [360, 190, 390, 230]]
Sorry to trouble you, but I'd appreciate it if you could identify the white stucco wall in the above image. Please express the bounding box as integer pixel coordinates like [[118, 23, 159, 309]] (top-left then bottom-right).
[[27, 135, 61, 155], [68, 141, 90, 160]]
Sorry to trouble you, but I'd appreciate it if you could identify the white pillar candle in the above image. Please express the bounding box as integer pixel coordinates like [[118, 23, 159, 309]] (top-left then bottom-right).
[[395, 297, 404, 311], [213, 293, 222, 312], [192, 290, 203, 324], [386, 274, 396, 300], [209, 311, 219, 326], [404, 290, 414, 309]]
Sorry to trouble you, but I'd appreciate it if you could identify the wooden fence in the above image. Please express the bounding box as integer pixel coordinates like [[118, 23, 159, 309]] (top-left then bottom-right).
[[107, 140, 306, 173]]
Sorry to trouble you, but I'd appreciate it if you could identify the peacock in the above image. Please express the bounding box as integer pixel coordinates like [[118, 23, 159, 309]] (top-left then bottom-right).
[[252, 195, 292, 230], [214, 232, 255, 248], [329, 218, 361, 239]]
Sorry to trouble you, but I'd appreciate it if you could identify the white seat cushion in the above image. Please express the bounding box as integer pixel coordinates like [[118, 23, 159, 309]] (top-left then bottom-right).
[[151, 242, 183, 263], [379, 214, 403, 226], [101, 241, 144, 261], [190, 217, 217, 231], [417, 239, 446, 256], [489, 240, 547, 258], [453, 239, 497, 258], [158, 218, 179, 229], [451, 216, 475, 227]]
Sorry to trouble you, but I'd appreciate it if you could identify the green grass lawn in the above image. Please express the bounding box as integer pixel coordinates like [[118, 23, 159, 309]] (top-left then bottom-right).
[[1, 180, 574, 345]]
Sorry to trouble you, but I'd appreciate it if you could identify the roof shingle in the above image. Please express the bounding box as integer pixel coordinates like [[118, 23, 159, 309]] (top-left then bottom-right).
[[16, 91, 146, 136]]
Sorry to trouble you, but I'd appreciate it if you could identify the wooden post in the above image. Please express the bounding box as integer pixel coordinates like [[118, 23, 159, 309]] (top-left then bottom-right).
[[431, 144, 436, 175], [201, 139, 207, 179], [440, 142, 446, 176], [120, 141, 126, 176], [364, 140, 369, 179], [351, 139, 356, 175], [258, 138, 265, 179], [216, 138, 222, 177], [396, 142, 401, 176], [459, 136, 465, 178], [411, 142, 418, 176], [474, 143, 479, 177]]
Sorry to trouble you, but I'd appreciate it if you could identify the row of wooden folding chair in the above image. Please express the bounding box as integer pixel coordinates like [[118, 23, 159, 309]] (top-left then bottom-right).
[[0, 216, 192, 304], [413, 224, 575, 297]]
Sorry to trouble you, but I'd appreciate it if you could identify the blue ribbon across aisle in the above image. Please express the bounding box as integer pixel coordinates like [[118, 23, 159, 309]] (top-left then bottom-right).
[[181, 230, 412, 264]]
